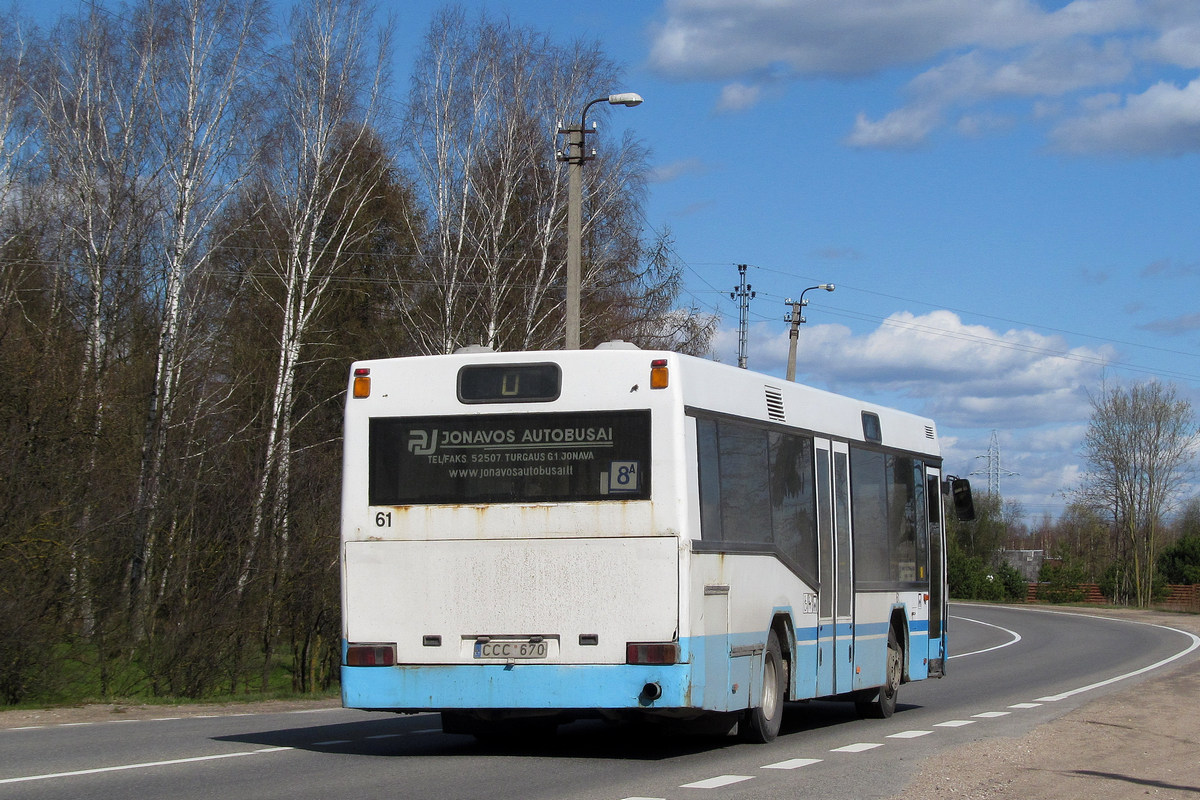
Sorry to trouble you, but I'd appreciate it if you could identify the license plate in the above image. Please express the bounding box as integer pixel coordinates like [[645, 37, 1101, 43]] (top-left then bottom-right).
[[474, 640, 548, 659]]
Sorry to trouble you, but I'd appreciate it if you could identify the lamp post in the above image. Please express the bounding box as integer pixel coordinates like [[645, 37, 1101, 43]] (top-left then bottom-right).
[[784, 283, 835, 381], [558, 93, 643, 349]]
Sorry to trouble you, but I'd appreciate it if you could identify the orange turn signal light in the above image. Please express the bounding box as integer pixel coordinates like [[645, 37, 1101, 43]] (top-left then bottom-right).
[[353, 367, 371, 398], [650, 359, 669, 389]]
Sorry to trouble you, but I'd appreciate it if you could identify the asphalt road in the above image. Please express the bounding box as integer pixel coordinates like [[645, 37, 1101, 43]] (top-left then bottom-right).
[[2, 604, 1197, 800]]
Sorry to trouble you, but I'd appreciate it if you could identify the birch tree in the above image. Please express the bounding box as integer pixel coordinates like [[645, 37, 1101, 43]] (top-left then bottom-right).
[[0, 10, 67, 707], [236, 0, 392, 616], [127, 0, 267, 639], [0, 16, 35, 255], [31, 7, 159, 645], [403, 8, 690, 353], [402, 6, 488, 354], [1079, 380, 1199, 607]]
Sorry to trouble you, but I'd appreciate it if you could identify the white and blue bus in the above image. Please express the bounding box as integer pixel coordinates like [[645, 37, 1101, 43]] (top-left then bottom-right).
[[340, 344, 973, 742]]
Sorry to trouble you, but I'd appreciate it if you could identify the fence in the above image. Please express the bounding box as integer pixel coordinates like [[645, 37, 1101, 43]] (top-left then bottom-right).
[[1024, 583, 1200, 611], [1160, 584, 1200, 613]]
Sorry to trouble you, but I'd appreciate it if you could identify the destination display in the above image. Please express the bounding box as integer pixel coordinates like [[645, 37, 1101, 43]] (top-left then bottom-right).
[[457, 363, 560, 403], [368, 410, 651, 505]]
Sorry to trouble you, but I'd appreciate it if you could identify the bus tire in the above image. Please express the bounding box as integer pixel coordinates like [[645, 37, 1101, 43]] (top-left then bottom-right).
[[739, 629, 785, 743], [856, 626, 901, 719]]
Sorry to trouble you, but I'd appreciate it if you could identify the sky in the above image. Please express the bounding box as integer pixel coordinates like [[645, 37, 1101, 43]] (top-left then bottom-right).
[[32, 0, 1200, 524], [423, 0, 1200, 525]]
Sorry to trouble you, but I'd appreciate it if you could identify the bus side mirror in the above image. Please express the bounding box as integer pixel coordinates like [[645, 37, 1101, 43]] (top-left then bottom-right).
[[947, 477, 976, 522]]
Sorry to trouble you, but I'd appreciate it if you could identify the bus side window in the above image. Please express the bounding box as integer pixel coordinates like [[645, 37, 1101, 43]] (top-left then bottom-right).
[[697, 418, 723, 540], [716, 424, 773, 544], [770, 432, 817, 583]]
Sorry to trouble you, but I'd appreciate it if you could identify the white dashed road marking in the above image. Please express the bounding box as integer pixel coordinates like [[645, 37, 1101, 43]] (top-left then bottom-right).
[[680, 774, 754, 789], [887, 730, 933, 739], [762, 757, 823, 770], [0, 747, 293, 785]]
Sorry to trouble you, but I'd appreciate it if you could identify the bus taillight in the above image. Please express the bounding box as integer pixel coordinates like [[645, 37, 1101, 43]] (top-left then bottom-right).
[[346, 643, 396, 666], [353, 368, 371, 398], [650, 359, 669, 389], [626, 642, 679, 665]]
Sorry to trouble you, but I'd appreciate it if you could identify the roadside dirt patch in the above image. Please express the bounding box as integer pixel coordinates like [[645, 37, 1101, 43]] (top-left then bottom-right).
[[893, 608, 1200, 800]]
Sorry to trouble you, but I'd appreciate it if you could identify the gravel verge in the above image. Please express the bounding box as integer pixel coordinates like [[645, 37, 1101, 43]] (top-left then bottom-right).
[[892, 608, 1200, 800]]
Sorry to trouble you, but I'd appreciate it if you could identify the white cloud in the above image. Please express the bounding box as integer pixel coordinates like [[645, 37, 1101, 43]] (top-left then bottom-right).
[[707, 311, 1116, 518], [1050, 77, 1200, 155], [849, 40, 1133, 148], [956, 112, 1016, 138], [986, 39, 1132, 96], [650, 158, 710, 183], [712, 310, 1113, 429], [648, 0, 1143, 80], [1145, 22, 1200, 68], [647, 0, 1200, 154], [714, 82, 763, 113], [845, 106, 941, 149]]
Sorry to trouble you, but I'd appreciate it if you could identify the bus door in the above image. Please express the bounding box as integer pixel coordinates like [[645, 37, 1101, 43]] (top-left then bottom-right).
[[831, 441, 855, 695], [815, 441, 834, 697], [815, 440, 855, 697], [926, 467, 948, 675]]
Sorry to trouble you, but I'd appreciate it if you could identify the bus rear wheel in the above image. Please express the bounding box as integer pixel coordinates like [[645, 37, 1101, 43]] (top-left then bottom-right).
[[739, 629, 785, 743], [856, 626, 901, 719]]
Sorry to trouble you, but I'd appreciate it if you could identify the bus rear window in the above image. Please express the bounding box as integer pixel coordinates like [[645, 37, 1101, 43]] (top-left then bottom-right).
[[369, 410, 651, 505]]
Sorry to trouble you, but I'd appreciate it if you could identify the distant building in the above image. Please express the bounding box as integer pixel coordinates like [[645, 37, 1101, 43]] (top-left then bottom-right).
[[1000, 549, 1044, 582]]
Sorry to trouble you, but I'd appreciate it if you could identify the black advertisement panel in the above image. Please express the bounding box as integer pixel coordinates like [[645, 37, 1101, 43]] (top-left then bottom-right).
[[369, 410, 651, 505]]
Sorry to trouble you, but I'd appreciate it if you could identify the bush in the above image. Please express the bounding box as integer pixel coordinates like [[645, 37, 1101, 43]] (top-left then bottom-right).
[[948, 549, 984, 600], [948, 550, 1026, 601], [1158, 534, 1200, 585], [1100, 559, 1168, 604], [995, 562, 1028, 601], [1039, 560, 1088, 604]]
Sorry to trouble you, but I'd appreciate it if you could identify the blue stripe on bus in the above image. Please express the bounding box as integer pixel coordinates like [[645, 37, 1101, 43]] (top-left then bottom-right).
[[342, 661, 696, 710], [341, 617, 935, 712]]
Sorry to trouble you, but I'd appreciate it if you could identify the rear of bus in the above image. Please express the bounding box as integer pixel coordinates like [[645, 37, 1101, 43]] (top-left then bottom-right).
[[339, 348, 691, 726]]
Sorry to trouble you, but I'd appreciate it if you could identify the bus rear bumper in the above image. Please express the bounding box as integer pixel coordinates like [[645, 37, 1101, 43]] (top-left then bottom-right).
[[341, 662, 696, 712]]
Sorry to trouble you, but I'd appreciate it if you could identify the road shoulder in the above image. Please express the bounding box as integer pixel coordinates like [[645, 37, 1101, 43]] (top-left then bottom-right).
[[894, 608, 1200, 800]]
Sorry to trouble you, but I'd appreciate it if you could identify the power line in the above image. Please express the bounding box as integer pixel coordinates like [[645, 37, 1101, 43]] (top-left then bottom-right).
[[743, 262, 1200, 363], [685, 265, 1200, 384]]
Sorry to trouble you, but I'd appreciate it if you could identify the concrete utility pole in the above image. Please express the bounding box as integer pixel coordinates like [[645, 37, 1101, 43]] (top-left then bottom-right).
[[731, 264, 755, 368], [784, 283, 834, 381], [558, 93, 643, 349]]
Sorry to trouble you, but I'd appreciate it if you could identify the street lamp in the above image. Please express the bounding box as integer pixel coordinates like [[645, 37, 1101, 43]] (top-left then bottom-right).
[[784, 283, 835, 381], [558, 93, 644, 349]]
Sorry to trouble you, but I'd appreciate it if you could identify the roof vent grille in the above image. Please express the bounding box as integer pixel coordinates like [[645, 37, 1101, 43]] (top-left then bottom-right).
[[765, 387, 786, 422]]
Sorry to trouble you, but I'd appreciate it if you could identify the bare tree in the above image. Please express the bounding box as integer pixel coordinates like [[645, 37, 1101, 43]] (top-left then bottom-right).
[[1077, 380, 1200, 607], [401, 8, 700, 354], [401, 6, 489, 354], [128, 0, 268, 639], [589, 227, 716, 354], [237, 0, 393, 612], [0, 15, 36, 254], [30, 6, 160, 642]]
